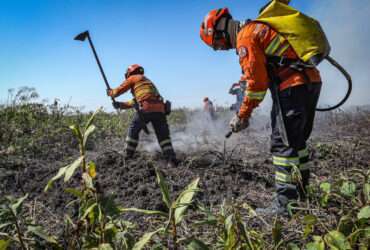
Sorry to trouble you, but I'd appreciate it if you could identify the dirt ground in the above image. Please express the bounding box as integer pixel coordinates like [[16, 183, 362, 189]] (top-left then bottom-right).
[[1, 109, 369, 238]]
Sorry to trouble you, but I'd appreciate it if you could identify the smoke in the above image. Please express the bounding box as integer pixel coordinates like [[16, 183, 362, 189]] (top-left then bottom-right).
[[171, 110, 233, 152], [310, 0, 370, 107], [140, 109, 271, 153], [139, 110, 232, 153], [140, 0, 370, 153]]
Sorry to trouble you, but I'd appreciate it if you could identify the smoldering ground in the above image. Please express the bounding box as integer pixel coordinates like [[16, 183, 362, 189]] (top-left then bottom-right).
[[2, 106, 369, 242], [138, 108, 271, 154]]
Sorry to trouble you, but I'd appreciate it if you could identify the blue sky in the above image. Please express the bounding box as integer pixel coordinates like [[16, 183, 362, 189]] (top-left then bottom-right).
[[1, 0, 367, 111]]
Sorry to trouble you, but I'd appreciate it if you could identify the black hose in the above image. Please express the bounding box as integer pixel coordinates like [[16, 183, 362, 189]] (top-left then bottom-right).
[[316, 55, 352, 111]]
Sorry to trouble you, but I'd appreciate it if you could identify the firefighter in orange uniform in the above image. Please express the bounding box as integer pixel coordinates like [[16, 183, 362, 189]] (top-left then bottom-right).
[[107, 64, 178, 166], [200, 1, 322, 213]]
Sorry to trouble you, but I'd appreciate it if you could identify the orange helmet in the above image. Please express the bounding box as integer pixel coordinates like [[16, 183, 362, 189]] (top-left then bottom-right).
[[203, 97, 209, 102], [200, 8, 232, 50], [125, 64, 144, 79]]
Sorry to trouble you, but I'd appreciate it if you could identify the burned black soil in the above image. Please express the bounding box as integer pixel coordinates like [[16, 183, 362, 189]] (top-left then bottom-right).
[[1, 109, 370, 241]]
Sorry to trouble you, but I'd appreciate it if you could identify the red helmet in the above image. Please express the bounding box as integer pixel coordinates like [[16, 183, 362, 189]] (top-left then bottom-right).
[[125, 64, 144, 79], [200, 8, 232, 50]]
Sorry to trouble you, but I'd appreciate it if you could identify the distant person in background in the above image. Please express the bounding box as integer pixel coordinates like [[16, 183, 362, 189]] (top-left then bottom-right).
[[203, 97, 216, 120], [229, 78, 247, 112]]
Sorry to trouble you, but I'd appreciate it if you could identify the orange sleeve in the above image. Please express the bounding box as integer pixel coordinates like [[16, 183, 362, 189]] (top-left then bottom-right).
[[237, 24, 270, 119], [111, 75, 144, 97]]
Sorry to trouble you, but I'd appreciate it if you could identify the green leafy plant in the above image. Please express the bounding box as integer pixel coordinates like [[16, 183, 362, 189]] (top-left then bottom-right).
[[193, 201, 270, 250], [300, 169, 370, 249], [2, 89, 370, 249], [0, 194, 60, 249], [44, 109, 134, 249], [122, 169, 200, 249]]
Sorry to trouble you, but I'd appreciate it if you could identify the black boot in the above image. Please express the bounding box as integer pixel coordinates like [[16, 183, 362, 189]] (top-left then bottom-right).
[[124, 150, 135, 161], [166, 155, 180, 168], [256, 196, 289, 217]]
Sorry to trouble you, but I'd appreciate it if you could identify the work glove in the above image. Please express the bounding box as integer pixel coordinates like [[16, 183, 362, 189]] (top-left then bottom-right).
[[107, 89, 113, 97], [229, 114, 249, 133], [112, 101, 122, 109]]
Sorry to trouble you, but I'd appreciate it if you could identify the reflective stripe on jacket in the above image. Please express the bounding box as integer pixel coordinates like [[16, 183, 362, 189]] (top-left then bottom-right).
[[236, 21, 321, 119], [111, 75, 165, 113]]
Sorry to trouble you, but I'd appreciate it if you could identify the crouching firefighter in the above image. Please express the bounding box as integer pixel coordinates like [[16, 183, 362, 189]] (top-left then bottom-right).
[[107, 64, 178, 166], [200, 0, 328, 214]]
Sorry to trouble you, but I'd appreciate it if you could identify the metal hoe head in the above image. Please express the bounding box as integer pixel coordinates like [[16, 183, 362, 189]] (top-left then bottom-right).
[[225, 131, 233, 139], [74, 30, 89, 41]]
